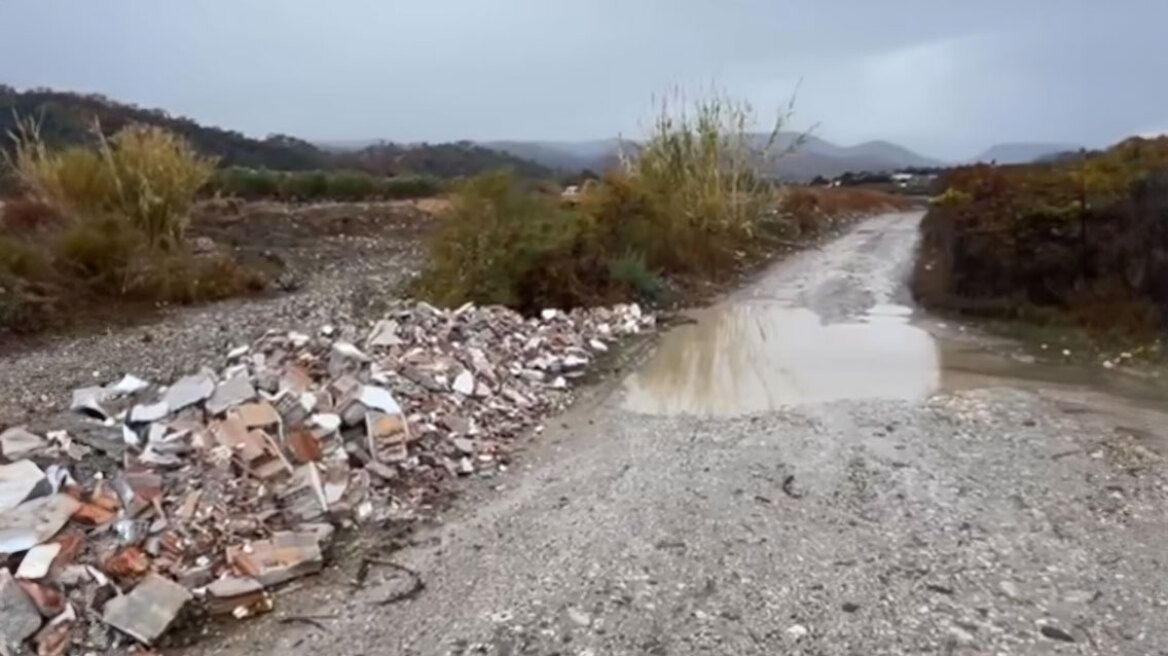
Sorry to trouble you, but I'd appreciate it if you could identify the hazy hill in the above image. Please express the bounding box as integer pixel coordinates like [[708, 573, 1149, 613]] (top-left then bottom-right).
[[485, 133, 944, 181], [971, 142, 1083, 165], [0, 87, 551, 179]]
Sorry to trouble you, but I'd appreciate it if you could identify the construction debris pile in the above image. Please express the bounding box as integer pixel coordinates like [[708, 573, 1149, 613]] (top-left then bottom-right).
[[0, 301, 653, 655]]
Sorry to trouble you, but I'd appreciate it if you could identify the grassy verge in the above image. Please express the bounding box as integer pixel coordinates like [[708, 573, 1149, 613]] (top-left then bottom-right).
[[912, 137, 1168, 343], [1, 121, 265, 336], [416, 94, 909, 312]]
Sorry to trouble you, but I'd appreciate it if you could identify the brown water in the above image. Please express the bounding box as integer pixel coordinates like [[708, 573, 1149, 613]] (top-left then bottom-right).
[[623, 301, 1168, 417]]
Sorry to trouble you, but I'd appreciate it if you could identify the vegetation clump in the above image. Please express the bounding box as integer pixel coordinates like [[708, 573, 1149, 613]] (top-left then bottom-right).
[[913, 137, 1168, 337]]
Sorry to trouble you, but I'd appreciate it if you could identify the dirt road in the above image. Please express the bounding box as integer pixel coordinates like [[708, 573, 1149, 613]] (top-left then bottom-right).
[[187, 212, 1168, 655]]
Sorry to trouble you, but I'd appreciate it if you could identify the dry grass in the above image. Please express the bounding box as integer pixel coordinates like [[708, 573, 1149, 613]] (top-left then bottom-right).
[[0, 120, 263, 336], [7, 118, 216, 249]]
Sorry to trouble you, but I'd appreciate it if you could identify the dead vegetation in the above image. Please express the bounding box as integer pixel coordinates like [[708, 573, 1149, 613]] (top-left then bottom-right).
[[913, 137, 1168, 339], [0, 122, 265, 337]]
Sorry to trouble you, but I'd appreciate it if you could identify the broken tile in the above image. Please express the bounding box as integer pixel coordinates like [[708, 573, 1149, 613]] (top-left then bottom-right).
[[205, 374, 256, 415], [227, 531, 323, 587], [205, 577, 267, 615], [237, 401, 281, 429], [366, 411, 408, 463], [102, 546, 150, 579], [15, 543, 62, 579], [70, 502, 117, 527], [0, 426, 48, 460], [286, 429, 323, 463], [366, 319, 403, 347], [0, 460, 48, 512], [101, 574, 191, 645], [0, 569, 41, 652], [358, 384, 402, 415], [108, 374, 150, 396], [162, 374, 214, 413], [128, 401, 169, 424], [69, 386, 110, 420], [17, 580, 65, 617], [32, 602, 73, 656], [0, 494, 79, 554], [280, 465, 327, 522]]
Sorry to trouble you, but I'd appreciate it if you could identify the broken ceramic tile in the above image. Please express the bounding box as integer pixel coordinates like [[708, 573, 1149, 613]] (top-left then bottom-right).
[[69, 386, 110, 420], [0, 426, 47, 461], [101, 574, 191, 645], [162, 374, 214, 413], [0, 568, 41, 652], [280, 465, 328, 522], [367, 319, 404, 347], [205, 374, 256, 416], [452, 370, 475, 396], [128, 401, 169, 424], [236, 401, 281, 429], [227, 531, 323, 588], [15, 543, 62, 580], [0, 461, 48, 513], [0, 494, 81, 554]]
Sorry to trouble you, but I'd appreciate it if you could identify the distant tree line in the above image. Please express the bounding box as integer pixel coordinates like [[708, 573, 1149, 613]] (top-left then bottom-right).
[[0, 86, 554, 194]]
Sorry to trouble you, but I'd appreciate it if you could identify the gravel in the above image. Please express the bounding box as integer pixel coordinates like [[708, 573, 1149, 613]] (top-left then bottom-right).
[[0, 234, 423, 422]]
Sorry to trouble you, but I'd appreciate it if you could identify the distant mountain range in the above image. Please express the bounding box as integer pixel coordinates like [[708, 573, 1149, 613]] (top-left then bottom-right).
[[969, 142, 1084, 165], [482, 136, 1091, 180], [482, 133, 946, 182], [1, 85, 1086, 184]]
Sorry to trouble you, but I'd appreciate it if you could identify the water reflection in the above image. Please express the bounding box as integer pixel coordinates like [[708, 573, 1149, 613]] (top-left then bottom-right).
[[623, 302, 941, 416]]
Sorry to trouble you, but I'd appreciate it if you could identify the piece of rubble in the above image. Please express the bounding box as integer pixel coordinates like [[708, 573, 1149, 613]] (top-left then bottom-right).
[[367, 319, 403, 347], [69, 386, 110, 420], [0, 426, 48, 460], [1, 494, 80, 554], [103, 546, 151, 579], [358, 384, 402, 415], [108, 374, 150, 396], [227, 531, 323, 588], [237, 401, 281, 429], [286, 429, 323, 463], [128, 401, 169, 424], [32, 603, 74, 656], [33, 602, 74, 656], [205, 577, 268, 616], [452, 370, 475, 396], [0, 569, 41, 652], [0, 461, 48, 512], [162, 374, 214, 413], [212, 417, 291, 480], [206, 374, 256, 416], [17, 580, 65, 617], [366, 411, 408, 463], [280, 465, 328, 522], [101, 574, 191, 645], [15, 543, 62, 580]]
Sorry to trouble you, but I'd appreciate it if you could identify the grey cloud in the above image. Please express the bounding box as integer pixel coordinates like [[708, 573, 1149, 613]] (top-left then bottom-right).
[[0, 0, 1162, 160]]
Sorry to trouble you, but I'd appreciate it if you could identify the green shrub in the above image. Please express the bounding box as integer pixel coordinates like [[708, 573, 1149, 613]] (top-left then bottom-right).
[[416, 170, 607, 309], [607, 252, 664, 302]]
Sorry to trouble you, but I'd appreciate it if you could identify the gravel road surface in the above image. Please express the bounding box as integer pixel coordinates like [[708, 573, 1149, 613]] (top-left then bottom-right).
[[182, 212, 1168, 655]]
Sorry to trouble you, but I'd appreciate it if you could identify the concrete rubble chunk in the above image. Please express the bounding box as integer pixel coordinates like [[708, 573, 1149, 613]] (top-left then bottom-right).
[[162, 374, 215, 413], [33, 602, 74, 656], [0, 495, 82, 553], [0, 460, 48, 512], [227, 531, 324, 588], [367, 411, 408, 463], [101, 574, 191, 645], [0, 426, 48, 460], [206, 374, 257, 415], [15, 543, 62, 580], [280, 465, 328, 522], [0, 569, 42, 652]]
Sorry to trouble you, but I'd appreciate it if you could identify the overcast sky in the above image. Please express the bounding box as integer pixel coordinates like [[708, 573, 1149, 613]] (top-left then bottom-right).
[[1, 1, 1163, 160]]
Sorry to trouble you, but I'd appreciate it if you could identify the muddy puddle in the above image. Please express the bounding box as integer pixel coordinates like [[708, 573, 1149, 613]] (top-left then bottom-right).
[[623, 301, 1168, 417]]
